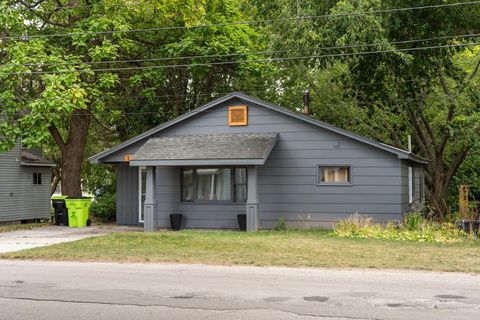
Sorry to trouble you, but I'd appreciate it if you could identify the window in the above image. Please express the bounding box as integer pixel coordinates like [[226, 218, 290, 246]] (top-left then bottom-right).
[[182, 169, 194, 202], [139, 167, 147, 222], [318, 166, 350, 184], [33, 172, 42, 185], [196, 168, 231, 201], [181, 167, 247, 202], [228, 106, 248, 126], [234, 168, 247, 202]]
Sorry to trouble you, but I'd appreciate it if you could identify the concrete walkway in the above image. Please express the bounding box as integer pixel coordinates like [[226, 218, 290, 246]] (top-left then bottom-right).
[[0, 225, 142, 253]]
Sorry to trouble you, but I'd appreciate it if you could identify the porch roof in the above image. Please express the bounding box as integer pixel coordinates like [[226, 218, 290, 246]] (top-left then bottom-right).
[[129, 132, 279, 166]]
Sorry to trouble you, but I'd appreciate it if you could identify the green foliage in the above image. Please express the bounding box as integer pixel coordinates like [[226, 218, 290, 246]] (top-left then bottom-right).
[[334, 213, 468, 243], [273, 217, 286, 231], [404, 212, 423, 231], [90, 193, 116, 222]]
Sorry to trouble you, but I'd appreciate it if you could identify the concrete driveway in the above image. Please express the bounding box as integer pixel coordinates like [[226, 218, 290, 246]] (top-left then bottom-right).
[[0, 225, 142, 253]]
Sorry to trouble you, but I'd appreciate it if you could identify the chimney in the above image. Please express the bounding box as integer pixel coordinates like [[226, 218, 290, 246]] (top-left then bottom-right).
[[303, 89, 310, 115]]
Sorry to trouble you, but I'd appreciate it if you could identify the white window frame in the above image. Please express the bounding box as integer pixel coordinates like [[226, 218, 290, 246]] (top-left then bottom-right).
[[408, 166, 413, 204], [138, 166, 147, 223]]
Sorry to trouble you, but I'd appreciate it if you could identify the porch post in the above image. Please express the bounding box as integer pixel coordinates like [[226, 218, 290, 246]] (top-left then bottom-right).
[[246, 165, 259, 232], [144, 166, 157, 232]]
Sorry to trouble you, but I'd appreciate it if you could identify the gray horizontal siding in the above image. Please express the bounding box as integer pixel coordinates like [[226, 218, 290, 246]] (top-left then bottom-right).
[[116, 163, 140, 225], [0, 142, 51, 222], [114, 98, 409, 229]]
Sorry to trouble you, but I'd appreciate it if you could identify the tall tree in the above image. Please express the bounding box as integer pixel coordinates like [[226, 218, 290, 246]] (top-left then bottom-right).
[[0, 0, 263, 196], [248, 0, 480, 219]]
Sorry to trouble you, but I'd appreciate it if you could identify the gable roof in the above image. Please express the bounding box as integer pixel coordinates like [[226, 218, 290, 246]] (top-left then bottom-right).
[[89, 92, 428, 164]]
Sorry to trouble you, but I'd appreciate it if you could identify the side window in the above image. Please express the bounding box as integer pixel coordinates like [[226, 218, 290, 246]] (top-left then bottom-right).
[[33, 172, 42, 185], [408, 166, 413, 203], [181, 169, 194, 202], [234, 168, 247, 202], [318, 166, 351, 184]]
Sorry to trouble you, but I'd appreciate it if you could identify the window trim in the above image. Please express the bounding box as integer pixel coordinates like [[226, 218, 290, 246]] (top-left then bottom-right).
[[316, 165, 353, 186], [181, 167, 247, 203], [138, 166, 146, 223]]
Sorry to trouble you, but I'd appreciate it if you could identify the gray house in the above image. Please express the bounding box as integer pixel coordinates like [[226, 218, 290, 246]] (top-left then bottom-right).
[[0, 141, 55, 223], [90, 92, 427, 232]]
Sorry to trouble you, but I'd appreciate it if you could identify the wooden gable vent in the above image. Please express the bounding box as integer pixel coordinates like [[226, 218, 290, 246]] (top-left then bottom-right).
[[228, 106, 248, 126]]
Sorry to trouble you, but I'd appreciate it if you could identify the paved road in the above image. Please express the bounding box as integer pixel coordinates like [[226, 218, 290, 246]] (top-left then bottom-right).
[[0, 225, 142, 253], [0, 261, 479, 319]]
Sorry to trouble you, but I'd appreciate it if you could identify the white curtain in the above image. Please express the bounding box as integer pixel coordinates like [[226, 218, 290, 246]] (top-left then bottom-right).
[[196, 168, 231, 200]]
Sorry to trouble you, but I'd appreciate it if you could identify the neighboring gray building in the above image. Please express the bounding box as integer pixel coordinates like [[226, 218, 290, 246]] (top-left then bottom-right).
[[90, 92, 427, 232], [0, 141, 55, 223]]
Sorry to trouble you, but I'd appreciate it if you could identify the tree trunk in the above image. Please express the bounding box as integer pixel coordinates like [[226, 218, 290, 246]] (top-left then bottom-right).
[[50, 166, 61, 195], [49, 110, 91, 197], [427, 171, 448, 221]]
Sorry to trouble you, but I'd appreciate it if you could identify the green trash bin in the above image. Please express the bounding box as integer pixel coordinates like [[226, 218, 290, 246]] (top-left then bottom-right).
[[65, 197, 92, 228]]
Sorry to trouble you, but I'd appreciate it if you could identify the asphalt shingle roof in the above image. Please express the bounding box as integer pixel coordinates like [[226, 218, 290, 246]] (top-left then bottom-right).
[[132, 133, 278, 161]]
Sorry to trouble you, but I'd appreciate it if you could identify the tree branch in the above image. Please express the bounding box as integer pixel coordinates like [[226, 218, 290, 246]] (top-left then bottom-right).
[[445, 146, 472, 187], [405, 106, 434, 159], [458, 55, 480, 95], [48, 125, 66, 153], [437, 71, 456, 155]]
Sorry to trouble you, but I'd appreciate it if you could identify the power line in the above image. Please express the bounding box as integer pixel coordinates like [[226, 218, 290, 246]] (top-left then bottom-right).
[[2, 41, 479, 75], [3, 32, 480, 69], [0, 77, 438, 108], [0, 89, 453, 116], [3, 1, 480, 41]]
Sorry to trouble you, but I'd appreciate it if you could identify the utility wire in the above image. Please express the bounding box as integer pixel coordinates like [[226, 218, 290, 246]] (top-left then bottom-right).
[[3, 1, 480, 41], [0, 78, 439, 107], [0, 90, 452, 116], [1, 41, 479, 75], [3, 32, 480, 68]]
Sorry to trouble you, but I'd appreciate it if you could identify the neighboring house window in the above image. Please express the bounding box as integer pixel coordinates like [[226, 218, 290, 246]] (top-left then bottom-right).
[[33, 172, 42, 185], [408, 166, 413, 203], [318, 166, 351, 184], [138, 167, 147, 223], [181, 168, 247, 202]]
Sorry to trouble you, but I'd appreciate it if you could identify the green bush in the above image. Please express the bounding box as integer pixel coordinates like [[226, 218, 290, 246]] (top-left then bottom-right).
[[334, 213, 468, 243], [274, 217, 286, 231], [90, 193, 116, 222]]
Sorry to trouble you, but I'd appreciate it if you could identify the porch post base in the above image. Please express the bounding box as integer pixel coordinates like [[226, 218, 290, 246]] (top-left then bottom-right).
[[246, 202, 259, 232], [144, 204, 157, 232]]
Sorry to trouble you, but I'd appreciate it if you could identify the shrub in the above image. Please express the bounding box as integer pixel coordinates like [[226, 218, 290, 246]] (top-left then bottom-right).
[[334, 213, 468, 243], [404, 212, 423, 231], [274, 217, 287, 231], [90, 193, 116, 222]]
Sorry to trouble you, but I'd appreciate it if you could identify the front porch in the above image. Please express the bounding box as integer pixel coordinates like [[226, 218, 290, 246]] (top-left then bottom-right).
[[127, 133, 278, 232], [141, 165, 260, 232]]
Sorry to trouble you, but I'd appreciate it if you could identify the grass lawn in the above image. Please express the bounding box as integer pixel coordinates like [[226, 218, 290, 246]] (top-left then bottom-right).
[[2, 229, 480, 273], [0, 222, 50, 233]]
